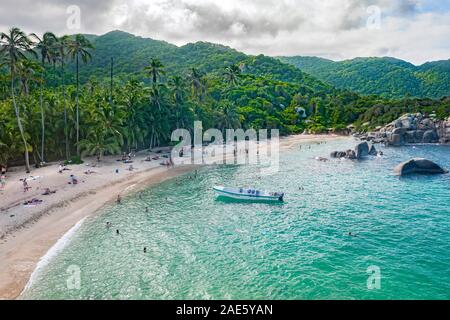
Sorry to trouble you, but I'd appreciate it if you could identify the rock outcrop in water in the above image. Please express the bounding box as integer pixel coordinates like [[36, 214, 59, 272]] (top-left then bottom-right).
[[331, 141, 378, 160], [394, 158, 449, 176], [356, 113, 450, 146]]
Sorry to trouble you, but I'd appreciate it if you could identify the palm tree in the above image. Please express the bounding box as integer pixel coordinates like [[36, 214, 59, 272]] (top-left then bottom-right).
[[17, 59, 42, 98], [218, 102, 241, 132], [223, 64, 241, 87], [31, 32, 57, 164], [188, 68, 205, 100], [67, 34, 94, 157], [149, 84, 165, 111], [122, 80, 147, 152], [169, 75, 185, 128], [78, 127, 121, 162], [144, 58, 165, 85], [55, 35, 70, 160], [0, 27, 36, 173]]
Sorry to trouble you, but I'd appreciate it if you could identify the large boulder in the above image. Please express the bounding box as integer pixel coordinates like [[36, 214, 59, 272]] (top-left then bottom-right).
[[330, 151, 347, 158], [355, 142, 369, 159], [413, 130, 425, 142], [346, 149, 357, 159], [423, 130, 438, 143], [405, 131, 417, 143], [393, 120, 403, 128], [419, 119, 435, 130], [392, 127, 407, 135], [394, 158, 448, 176], [390, 134, 405, 146], [368, 144, 377, 156]]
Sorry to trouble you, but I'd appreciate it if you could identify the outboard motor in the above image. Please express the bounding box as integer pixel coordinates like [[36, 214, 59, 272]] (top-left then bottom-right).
[[278, 193, 285, 202]]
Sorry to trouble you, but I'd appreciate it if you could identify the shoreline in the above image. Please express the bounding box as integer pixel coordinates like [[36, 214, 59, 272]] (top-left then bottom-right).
[[0, 134, 346, 300]]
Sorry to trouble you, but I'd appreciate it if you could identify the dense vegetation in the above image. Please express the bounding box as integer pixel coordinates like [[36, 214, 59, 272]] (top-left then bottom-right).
[[1, 29, 449, 171], [279, 56, 450, 99]]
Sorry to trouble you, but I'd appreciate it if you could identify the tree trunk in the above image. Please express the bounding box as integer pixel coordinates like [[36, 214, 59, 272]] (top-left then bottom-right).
[[40, 60, 45, 165], [11, 75, 31, 173], [62, 60, 70, 160], [76, 54, 80, 156], [110, 57, 113, 105]]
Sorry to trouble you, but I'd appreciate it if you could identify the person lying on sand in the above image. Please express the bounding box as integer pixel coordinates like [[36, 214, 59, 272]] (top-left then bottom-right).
[[24, 198, 43, 206], [84, 169, 97, 175], [128, 165, 136, 171], [69, 175, 78, 185], [58, 164, 71, 174], [145, 156, 152, 162], [42, 188, 56, 196]]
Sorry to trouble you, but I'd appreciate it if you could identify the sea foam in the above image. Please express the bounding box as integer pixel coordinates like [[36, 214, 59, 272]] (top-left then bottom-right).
[[21, 217, 87, 296]]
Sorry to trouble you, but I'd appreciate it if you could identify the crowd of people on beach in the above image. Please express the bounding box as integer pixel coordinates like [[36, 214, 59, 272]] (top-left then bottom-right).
[[1, 150, 174, 211]]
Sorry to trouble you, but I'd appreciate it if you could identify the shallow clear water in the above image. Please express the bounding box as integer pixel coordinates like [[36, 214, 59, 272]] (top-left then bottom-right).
[[22, 138, 450, 300]]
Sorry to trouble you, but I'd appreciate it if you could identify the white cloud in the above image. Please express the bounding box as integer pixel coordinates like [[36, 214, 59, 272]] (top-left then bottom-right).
[[0, 0, 449, 64]]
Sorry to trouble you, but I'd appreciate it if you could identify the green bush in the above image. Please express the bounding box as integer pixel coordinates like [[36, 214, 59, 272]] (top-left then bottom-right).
[[64, 156, 84, 165]]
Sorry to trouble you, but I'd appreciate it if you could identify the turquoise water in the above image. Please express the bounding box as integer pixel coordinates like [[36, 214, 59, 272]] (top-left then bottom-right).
[[22, 138, 450, 300]]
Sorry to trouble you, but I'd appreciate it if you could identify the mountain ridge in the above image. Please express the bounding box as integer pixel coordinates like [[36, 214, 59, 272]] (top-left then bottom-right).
[[278, 55, 450, 99]]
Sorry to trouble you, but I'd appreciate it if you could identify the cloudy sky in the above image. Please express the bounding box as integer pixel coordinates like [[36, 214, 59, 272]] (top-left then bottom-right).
[[1, 0, 450, 64]]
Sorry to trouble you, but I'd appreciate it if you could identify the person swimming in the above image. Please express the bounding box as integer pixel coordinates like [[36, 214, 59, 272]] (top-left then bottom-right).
[[116, 229, 120, 235], [143, 247, 147, 253]]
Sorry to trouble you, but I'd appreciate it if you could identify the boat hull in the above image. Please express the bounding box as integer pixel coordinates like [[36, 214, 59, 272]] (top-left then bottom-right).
[[213, 186, 284, 202]]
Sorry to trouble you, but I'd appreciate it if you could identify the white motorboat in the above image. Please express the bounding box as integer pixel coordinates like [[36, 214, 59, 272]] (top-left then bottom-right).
[[213, 186, 284, 202]]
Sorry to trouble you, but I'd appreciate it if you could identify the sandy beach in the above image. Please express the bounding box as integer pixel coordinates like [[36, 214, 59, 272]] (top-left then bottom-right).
[[0, 134, 345, 299]]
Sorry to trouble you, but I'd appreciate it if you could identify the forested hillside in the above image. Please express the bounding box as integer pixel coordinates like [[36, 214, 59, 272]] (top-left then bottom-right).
[[279, 56, 450, 99]]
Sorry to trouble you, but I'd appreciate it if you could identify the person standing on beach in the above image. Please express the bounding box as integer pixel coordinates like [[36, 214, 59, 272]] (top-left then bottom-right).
[[23, 178, 29, 192], [117, 195, 122, 204], [0, 174, 6, 189]]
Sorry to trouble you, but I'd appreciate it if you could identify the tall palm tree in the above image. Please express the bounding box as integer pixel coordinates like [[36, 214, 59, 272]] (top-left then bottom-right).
[[122, 80, 147, 152], [0, 27, 36, 173], [31, 31, 57, 164], [149, 84, 164, 111], [188, 68, 205, 101], [169, 75, 185, 128], [223, 64, 241, 87], [144, 58, 165, 85], [67, 34, 94, 156], [55, 35, 71, 160]]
